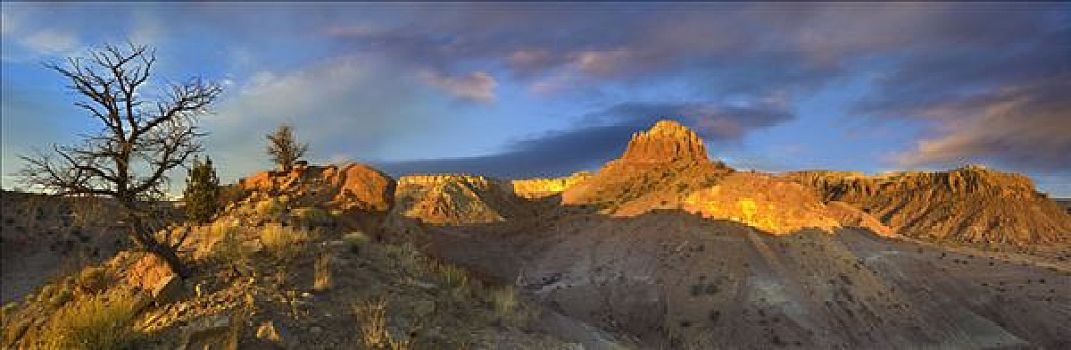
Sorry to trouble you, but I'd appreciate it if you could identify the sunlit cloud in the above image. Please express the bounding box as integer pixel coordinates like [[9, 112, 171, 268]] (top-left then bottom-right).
[[420, 70, 497, 104]]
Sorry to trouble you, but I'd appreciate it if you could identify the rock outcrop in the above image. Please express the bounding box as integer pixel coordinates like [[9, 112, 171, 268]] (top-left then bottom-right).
[[511, 172, 593, 199], [681, 173, 891, 235], [619, 120, 709, 164], [110, 252, 182, 304], [787, 165, 1071, 243], [392, 175, 522, 225], [562, 120, 731, 209], [239, 163, 395, 212]]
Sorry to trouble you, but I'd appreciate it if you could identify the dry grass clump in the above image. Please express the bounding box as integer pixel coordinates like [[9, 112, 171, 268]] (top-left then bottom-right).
[[313, 253, 333, 292], [381, 243, 475, 296], [382, 242, 424, 273], [353, 297, 411, 350], [260, 223, 309, 260], [490, 286, 518, 318], [36, 289, 144, 350], [487, 285, 534, 326], [434, 263, 469, 291]]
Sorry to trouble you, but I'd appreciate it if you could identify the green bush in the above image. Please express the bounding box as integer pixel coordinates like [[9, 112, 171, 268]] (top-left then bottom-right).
[[183, 157, 221, 224]]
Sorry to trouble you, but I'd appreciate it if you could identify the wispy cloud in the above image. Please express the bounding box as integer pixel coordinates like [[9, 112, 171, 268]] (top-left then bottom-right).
[[20, 30, 80, 55], [420, 70, 497, 104]]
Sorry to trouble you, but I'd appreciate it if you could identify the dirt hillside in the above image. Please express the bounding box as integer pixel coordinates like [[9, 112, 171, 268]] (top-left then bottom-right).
[[2, 165, 575, 349]]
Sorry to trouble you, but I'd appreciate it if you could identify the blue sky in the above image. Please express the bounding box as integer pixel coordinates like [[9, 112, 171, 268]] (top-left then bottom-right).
[[2, 2, 1069, 196]]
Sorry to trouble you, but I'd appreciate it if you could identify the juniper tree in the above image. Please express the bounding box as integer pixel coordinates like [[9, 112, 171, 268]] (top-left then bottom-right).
[[183, 156, 220, 224], [266, 123, 308, 172], [19, 43, 222, 277]]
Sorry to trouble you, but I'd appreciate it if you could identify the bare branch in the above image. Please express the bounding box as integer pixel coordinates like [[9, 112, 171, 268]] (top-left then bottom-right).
[[19, 43, 221, 278]]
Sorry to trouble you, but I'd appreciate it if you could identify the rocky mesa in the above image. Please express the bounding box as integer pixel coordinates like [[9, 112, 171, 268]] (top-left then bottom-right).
[[788, 166, 1071, 244]]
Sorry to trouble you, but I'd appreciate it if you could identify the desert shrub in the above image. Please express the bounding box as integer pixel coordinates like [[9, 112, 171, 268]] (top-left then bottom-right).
[[212, 223, 247, 267], [260, 224, 308, 260], [255, 198, 286, 219], [183, 157, 221, 224], [36, 284, 57, 304], [343, 231, 370, 253], [353, 297, 410, 350], [48, 285, 74, 307], [76, 267, 109, 295], [37, 289, 143, 350], [293, 207, 331, 226]]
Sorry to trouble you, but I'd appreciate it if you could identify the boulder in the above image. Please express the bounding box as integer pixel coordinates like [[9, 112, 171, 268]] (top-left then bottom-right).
[[122, 253, 182, 303]]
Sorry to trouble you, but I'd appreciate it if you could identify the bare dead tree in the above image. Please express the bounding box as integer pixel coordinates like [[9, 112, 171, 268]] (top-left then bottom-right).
[[19, 43, 222, 277]]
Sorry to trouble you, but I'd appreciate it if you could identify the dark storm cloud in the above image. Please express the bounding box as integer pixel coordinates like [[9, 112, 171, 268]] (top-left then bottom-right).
[[378, 101, 794, 178], [376, 124, 634, 178]]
